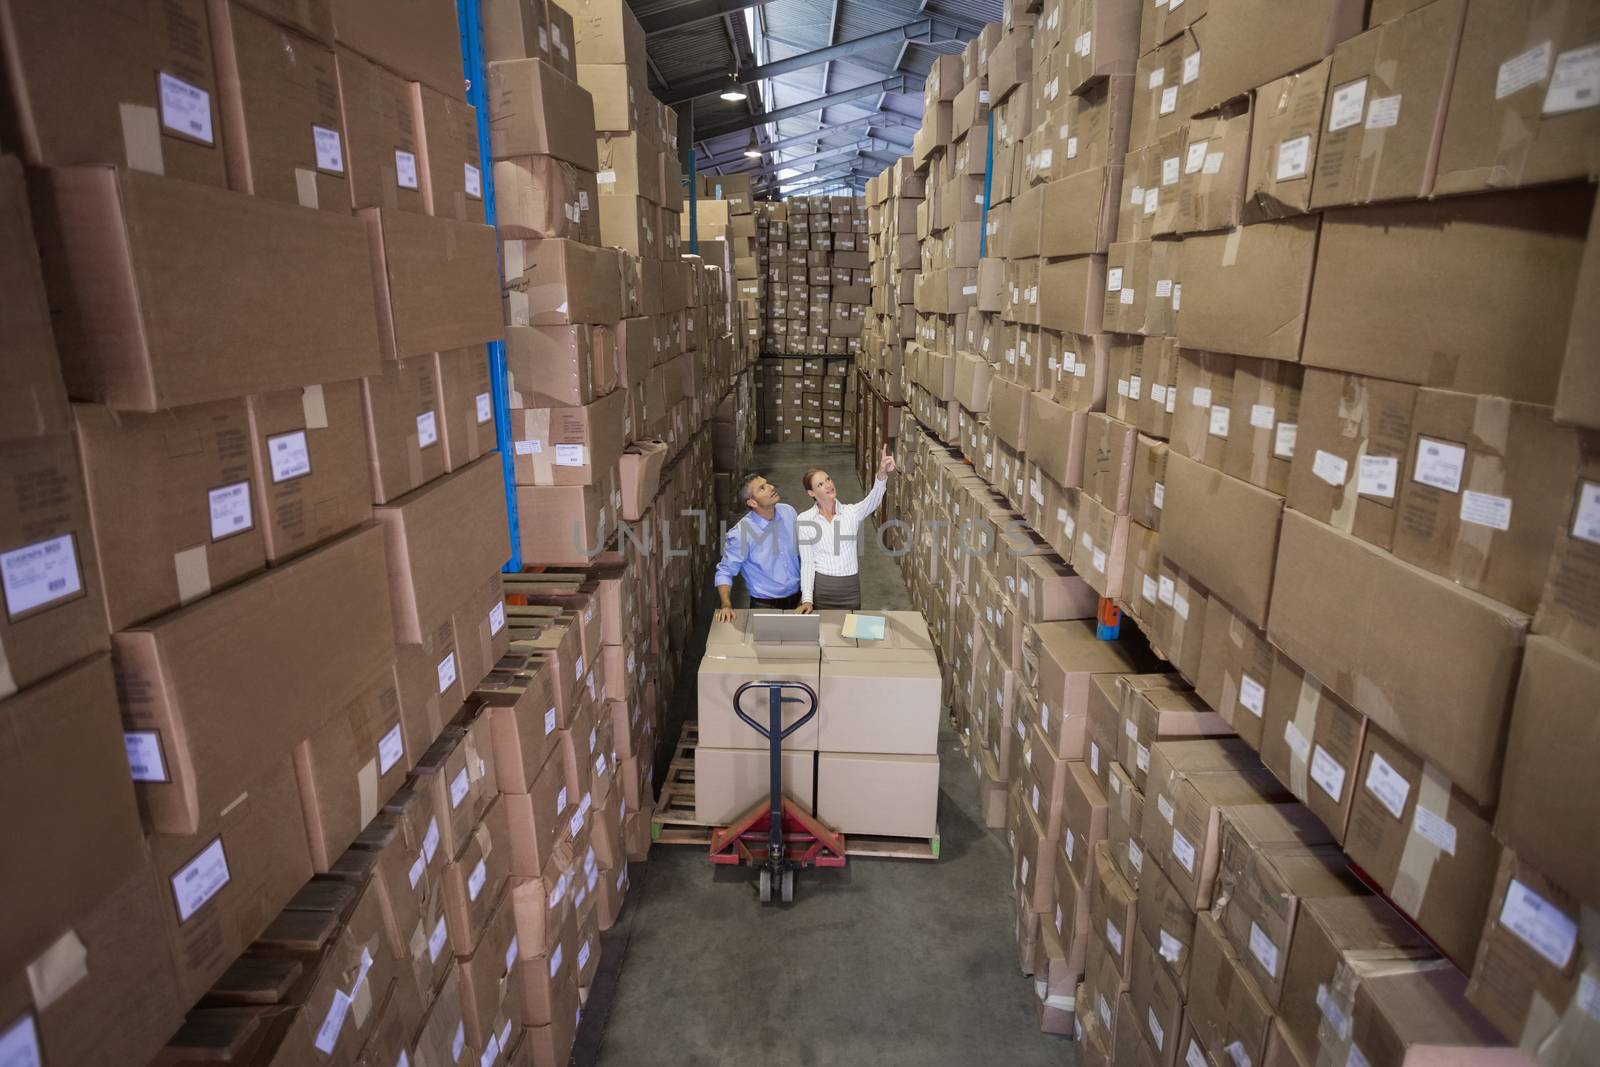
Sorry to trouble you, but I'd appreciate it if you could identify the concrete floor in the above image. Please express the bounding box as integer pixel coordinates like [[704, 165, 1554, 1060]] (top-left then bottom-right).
[[572, 444, 1071, 1067]]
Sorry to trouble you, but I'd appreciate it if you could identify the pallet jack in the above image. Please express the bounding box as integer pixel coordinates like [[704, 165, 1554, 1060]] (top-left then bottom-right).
[[708, 679, 846, 903]]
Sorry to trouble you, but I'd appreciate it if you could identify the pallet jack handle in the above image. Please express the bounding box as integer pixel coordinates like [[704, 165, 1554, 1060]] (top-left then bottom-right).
[[730, 679, 818, 741]]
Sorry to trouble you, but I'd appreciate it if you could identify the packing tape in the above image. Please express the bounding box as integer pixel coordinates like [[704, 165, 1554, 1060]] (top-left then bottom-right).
[[174, 544, 212, 605], [464, 731, 485, 784], [27, 928, 88, 1011], [358, 757, 379, 828], [454, 190, 467, 222], [120, 103, 164, 175], [1390, 761, 1452, 916], [302, 384, 329, 430], [1220, 226, 1242, 268], [0, 636, 17, 701], [409, 919, 427, 961], [475, 819, 493, 857], [1517, 909, 1600, 1062], [350, 965, 374, 1029], [1316, 954, 1453, 1064], [1288, 671, 1323, 800], [295, 168, 319, 210], [1451, 395, 1512, 589]]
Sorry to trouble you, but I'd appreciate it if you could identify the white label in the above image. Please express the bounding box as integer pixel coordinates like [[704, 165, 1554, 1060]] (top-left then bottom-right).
[[1090, 741, 1101, 775], [1163, 155, 1181, 186], [1131, 183, 1145, 206], [395, 149, 419, 190], [1157, 793, 1175, 824], [1412, 805, 1458, 855], [0, 1016, 42, 1067], [1149, 69, 1165, 90], [579, 940, 592, 971], [1120, 287, 1136, 305], [1209, 405, 1231, 438], [314, 988, 353, 1054], [479, 1038, 499, 1067], [172, 837, 231, 923], [125, 731, 166, 782], [1154, 482, 1165, 509], [1158, 575, 1176, 605], [1501, 879, 1578, 968], [1192, 386, 1213, 408], [1203, 151, 1225, 174], [437, 651, 458, 694], [1092, 547, 1107, 573], [1065, 829, 1077, 861], [1160, 85, 1179, 115], [1311, 746, 1347, 800], [423, 818, 441, 862], [1364, 752, 1411, 819], [555, 444, 587, 467], [1184, 141, 1208, 175], [1357, 454, 1398, 498], [1183, 52, 1201, 86], [1573, 482, 1600, 543], [1105, 919, 1124, 956], [1172, 283, 1182, 311], [1578, 972, 1600, 1020], [1498, 41, 1554, 99], [1329, 78, 1368, 131], [1461, 490, 1513, 531], [1107, 267, 1124, 291], [468, 858, 488, 901], [1276, 135, 1311, 181], [1148, 1009, 1166, 1051], [1187, 1042, 1209, 1067], [464, 162, 482, 199], [451, 1023, 465, 1065], [417, 410, 439, 447], [1413, 437, 1466, 493], [1365, 94, 1402, 129], [1238, 674, 1266, 717], [267, 430, 312, 483], [1284, 721, 1311, 762], [428, 915, 449, 962], [1313, 449, 1349, 487], [159, 72, 214, 144], [1318, 983, 1353, 1040], [1250, 921, 1281, 977], [0, 533, 83, 617], [312, 124, 345, 173], [1274, 422, 1298, 458], [379, 724, 405, 775], [1543, 44, 1600, 114], [208, 481, 253, 540], [449, 766, 470, 809], [1159, 928, 1182, 962], [408, 853, 425, 889], [515, 441, 540, 455], [1144, 187, 1159, 215], [1250, 404, 1276, 430], [1021, 856, 1030, 884], [1142, 575, 1158, 602], [1076, 32, 1091, 55], [1038, 148, 1054, 169], [488, 601, 506, 636], [545, 708, 558, 735], [1128, 839, 1144, 872], [476, 392, 493, 424], [1171, 829, 1196, 873]]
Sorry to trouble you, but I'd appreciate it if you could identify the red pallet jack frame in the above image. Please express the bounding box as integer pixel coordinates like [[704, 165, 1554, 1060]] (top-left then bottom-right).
[[708, 680, 846, 903]]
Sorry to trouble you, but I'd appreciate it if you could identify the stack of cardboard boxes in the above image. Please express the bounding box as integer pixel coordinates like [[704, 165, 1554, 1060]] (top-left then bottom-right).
[[755, 355, 859, 447], [757, 194, 870, 356], [693, 612, 942, 840], [875, 0, 1598, 1058]]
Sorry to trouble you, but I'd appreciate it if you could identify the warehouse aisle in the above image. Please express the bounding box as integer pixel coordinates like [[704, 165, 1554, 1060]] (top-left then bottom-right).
[[572, 444, 1069, 1067]]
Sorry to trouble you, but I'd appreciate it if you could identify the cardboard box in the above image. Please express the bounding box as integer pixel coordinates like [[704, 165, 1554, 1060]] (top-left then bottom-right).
[[1175, 217, 1319, 363], [330, 0, 463, 95], [1170, 348, 1236, 470], [817, 654, 942, 755], [565, 0, 647, 69], [116, 523, 394, 835], [1532, 439, 1600, 662], [1344, 724, 1499, 970], [1129, 924, 1185, 1062], [0, 0, 227, 187], [577, 62, 641, 133], [1267, 509, 1529, 806], [544, 0, 577, 77], [363, 208, 504, 359], [1259, 655, 1366, 843], [1244, 59, 1331, 223], [618, 439, 668, 521], [1466, 849, 1596, 1057], [1224, 357, 1302, 495], [31, 166, 380, 409], [436, 347, 498, 471], [487, 59, 599, 169], [1161, 453, 1284, 629], [1496, 636, 1600, 906], [817, 751, 939, 839], [1303, 186, 1591, 406], [1186, 911, 1276, 1067], [1027, 621, 1158, 759], [515, 479, 616, 565], [508, 389, 626, 488], [482, 0, 554, 64], [362, 355, 449, 503], [506, 323, 615, 409], [595, 132, 659, 203], [503, 238, 625, 325], [150, 755, 314, 1004], [0, 156, 67, 441], [417, 84, 485, 223], [693, 746, 815, 824], [1311, 0, 1467, 207], [1037, 255, 1106, 335], [1283, 369, 1416, 553], [1195, 596, 1276, 752], [1192, 0, 1363, 115], [1390, 389, 1581, 614], [495, 155, 599, 241], [333, 45, 426, 215], [210, 1, 350, 212], [0, 858, 185, 1067]]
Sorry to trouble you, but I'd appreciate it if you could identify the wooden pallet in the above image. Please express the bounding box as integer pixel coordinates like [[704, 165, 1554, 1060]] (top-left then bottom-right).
[[649, 722, 939, 860]]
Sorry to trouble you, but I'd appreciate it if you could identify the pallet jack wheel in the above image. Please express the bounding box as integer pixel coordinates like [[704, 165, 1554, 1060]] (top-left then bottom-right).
[[758, 867, 772, 903], [781, 867, 794, 904]]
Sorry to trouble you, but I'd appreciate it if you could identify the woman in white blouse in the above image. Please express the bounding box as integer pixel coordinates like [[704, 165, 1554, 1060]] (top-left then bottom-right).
[[796, 444, 897, 613]]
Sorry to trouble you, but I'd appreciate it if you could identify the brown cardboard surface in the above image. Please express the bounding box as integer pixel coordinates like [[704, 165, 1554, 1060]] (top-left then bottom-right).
[[0, 156, 68, 443], [1195, 596, 1275, 752], [817, 751, 939, 839], [1129, 922, 1185, 1062], [1176, 103, 1251, 235], [1170, 349, 1236, 471], [1266, 509, 1529, 806], [693, 746, 815, 824], [1037, 255, 1106, 335], [1224, 357, 1302, 495], [1028, 620, 1158, 758], [375, 454, 511, 642], [1302, 185, 1592, 405], [362, 355, 449, 503], [0, 0, 226, 186], [508, 390, 626, 488], [817, 654, 942, 755], [1556, 184, 1600, 430], [495, 156, 599, 242], [515, 478, 616, 566], [417, 83, 485, 224], [1161, 453, 1284, 629], [1344, 724, 1499, 971], [31, 166, 380, 410], [1532, 438, 1600, 660], [245, 379, 374, 564], [1192, 0, 1362, 115], [74, 400, 266, 632], [503, 238, 626, 326], [1345, 962, 1512, 1066], [696, 645, 821, 749], [150, 755, 314, 1005], [487, 59, 598, 169], [363, 208, 504, 359], [210, 1, 349, 212], [1245, 59, 1332, 223], [333, 45, 425, 215], [1259, 655, 1366, 844], [1186, 911, 1276, 1067], [329, 0, 463, 96], [1175, 217, 1319, 363], [1028, 390, 1089, 490], [436, 347, 498, 472], [116, 523, 394, 835]]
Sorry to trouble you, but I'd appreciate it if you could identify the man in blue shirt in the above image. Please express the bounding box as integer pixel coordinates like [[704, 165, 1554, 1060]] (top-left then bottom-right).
[[713, 472, 801, 622]]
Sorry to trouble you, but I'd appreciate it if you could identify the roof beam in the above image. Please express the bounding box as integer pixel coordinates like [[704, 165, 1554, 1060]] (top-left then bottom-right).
[[756, 158, 861, 187], [695, 75, 924, 140], [639, 0, 762, 37], [728, 138, 900, 175]]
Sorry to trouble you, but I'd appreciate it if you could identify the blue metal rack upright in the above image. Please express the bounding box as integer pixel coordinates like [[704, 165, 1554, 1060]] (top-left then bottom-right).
[[457, 0, 523, 571]]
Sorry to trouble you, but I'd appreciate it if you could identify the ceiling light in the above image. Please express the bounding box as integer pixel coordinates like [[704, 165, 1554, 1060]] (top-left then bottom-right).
[[743, 132, 761, 158], [719, 77, 747, 102]]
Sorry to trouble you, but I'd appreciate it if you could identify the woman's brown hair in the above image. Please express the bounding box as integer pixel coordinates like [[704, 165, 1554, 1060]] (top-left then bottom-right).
[[802, 468, 828, 491]]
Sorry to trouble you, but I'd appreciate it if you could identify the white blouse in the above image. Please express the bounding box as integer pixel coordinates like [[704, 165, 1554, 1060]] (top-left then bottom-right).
[[798, 476, 888, 602]]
